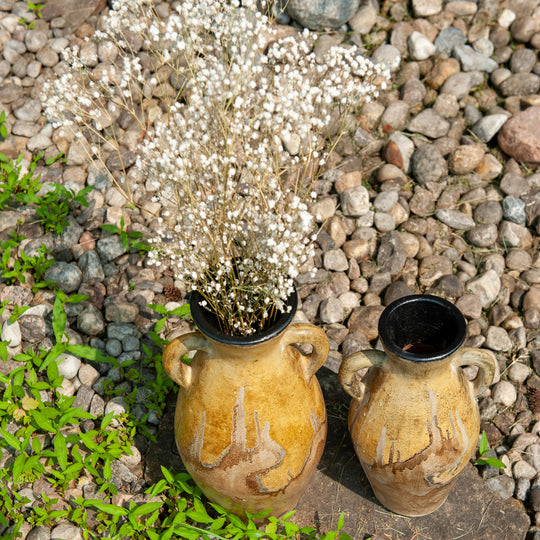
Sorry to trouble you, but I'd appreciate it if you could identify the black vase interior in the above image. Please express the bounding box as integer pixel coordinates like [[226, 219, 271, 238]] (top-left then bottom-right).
[[378, 294, 466, 362], [189, 289, 298, 346]]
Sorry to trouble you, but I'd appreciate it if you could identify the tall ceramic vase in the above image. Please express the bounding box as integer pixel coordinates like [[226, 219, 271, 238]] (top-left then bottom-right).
[[339, 294, 496, 517], [163, 290, 328, 518]]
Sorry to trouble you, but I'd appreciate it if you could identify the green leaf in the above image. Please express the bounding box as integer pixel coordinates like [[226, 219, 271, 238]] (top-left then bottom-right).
[[0, 429, 21, 451], [52, 295, 66, 342], [30, 409, 57, 433], [67, 344, 112, 363], [54, 432, 68, 470], [87, 501, 128, 516], [168, 305, 191, 318], [154, 318, 166, 333], [478, 431, 489, 456], [12, 453, 26, 483], [130, 501, 163, 518], [100, 411, 115, 430], [148, 304, 168, 315], [66, 294, 89, 304], [476, 457, 506, 469]]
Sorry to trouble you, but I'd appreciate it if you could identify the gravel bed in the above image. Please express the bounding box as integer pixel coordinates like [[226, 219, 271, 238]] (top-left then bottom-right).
[[0, 0, 539, 537]]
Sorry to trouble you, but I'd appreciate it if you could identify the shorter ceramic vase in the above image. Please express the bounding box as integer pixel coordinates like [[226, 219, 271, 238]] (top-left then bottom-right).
[[163, 290, 328, 518], [339, 294, 496, 517]]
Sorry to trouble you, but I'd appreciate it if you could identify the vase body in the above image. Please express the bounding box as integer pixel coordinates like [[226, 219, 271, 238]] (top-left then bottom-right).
[[163, 291, 329, 518], [339, 294, 495, 517]]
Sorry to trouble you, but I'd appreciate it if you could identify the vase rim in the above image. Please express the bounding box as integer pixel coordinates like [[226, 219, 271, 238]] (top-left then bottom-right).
[[378, 294, 466, 363], [189, 289, 298, 346]]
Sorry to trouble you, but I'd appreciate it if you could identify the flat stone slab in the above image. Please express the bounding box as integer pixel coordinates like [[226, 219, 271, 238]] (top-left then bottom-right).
[[147, 368, 530, 539], [293, 368, 530, 539]]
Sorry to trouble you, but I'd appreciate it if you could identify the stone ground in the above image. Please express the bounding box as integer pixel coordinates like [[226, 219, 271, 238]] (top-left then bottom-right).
[[1, 0, 540, 538]]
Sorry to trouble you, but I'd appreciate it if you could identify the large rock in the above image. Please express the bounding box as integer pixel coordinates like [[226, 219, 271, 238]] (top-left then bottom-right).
[[41, 0, 107, 31], [498, 107, 540, 165], [286, 0, 360, 29]]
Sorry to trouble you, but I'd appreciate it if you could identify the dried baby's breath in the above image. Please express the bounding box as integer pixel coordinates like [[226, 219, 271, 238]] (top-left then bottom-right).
[[43, 0, 388, 336]]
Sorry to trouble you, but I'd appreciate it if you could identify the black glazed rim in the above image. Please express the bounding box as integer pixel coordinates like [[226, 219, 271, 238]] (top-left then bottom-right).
[[378, 294, 466, 363], [189, 289, 298, 346]]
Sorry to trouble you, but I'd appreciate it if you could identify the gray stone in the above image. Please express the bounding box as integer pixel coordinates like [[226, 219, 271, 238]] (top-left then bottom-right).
[[25, 30, 48, 53], [370, 44, 401, 71], [452, 44, 498, 73], [524, 444, 540, 472], [407, 109, 450, 138], [408, 31, 436, 60], [473, 201, 503, 225], [400, 78, 426, 107], [72, 385, 95, 412], [77, 305, 105, 336], [433, 93, 459, 118], [508, 363, 530, 384], [286, 0, 360, 29], [466, 224, 498, 247], [434, 26, 467, 55], [340, 186, 370, 217], [373, 191, 398, 212], [105, 396, 127, 417], [510, 48, 537, 74], [374, 212, 395, 232], [465, 270, 501, 307], [510, 16, 538, 43], [456, 294, 482, 319], [107, 323, 141, 341], [122, 336, 140, 352], [105, 338, 123, 357], [44, 262, 83, 293], [1, 319, 21, 347], [380, 100, 409, 132], [429, 275, 464, 299], [348, 2, 377, 34], [18, 315, 47, 343], [78, 250, 105, 284], [472, 38, 494, 59], [471, 114, 508, 143], [50, 523, 82, 540], [319, 297, 344, 324], [485, 475, 515, 499], [499, 73, 540, 97], [499, 221, 532, 249], [410, 145, 448, 185], [377, 231, 406, 276], [104, 302, 140, 323], [515, 478, 530, 501], [26, 526, 51, 540], [435, 209, 475, 230], [502, 196, 527, 225], [323, 249, 349, 272], [485, 327, 513, 352], [96, 235, 128, 262], [440, 71, 484, 99], [13, 99, 41, 122]]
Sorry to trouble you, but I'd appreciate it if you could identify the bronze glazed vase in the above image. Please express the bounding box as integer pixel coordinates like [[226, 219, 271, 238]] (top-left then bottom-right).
[[339, 294, 496, 517], [163, 290, 329, 518]]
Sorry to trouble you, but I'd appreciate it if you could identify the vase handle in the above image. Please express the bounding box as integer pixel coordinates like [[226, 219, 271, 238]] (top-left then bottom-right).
[[339, 350, 387, 401], [282, 323, 329, 383], [452, 347, 496, 396], [163, 331, 209, 390]]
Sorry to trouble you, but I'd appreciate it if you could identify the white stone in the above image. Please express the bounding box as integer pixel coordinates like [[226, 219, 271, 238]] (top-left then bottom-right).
[[508, 362, 530, 384], [465, 270, 501, 308], [105, 396, 127, 417], [56, 378, 76, 397], [498, 8, 516, 28], [408, 31, 436, 61], [57, 353, 82, 380], [1, 319, 21, 347], [491, 380, 517, 407], [412, 0, 442, 16], [340, 186, 370, 217], [513, 459, 537, 480], [319, 298, 344, 324]]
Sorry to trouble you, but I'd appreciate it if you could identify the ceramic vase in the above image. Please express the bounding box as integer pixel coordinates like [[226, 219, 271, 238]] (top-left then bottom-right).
[[163, 290, 329, 518], [339, 294, 496, 517]]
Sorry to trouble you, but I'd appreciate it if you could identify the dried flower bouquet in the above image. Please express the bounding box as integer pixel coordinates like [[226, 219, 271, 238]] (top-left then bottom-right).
[[44, 0, 388, 336]]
